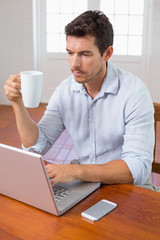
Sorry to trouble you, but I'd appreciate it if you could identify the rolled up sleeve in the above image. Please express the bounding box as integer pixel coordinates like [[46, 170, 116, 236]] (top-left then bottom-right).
[[121, 87, 154, 185]]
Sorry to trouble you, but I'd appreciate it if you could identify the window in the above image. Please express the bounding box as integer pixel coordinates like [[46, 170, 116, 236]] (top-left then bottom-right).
[[46, 0, 88, 52], [100, 0, 144, 56], [34, 0, 151, 103], [45, 0, 145, 56]]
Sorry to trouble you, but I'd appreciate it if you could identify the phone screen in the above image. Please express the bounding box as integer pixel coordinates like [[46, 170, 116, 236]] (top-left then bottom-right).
[[81, 199, 117, 221]]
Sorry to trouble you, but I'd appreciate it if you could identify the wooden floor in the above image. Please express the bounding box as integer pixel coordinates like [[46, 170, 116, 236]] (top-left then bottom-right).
[[0, 104, 78, 165], [0, 104, 160, 186]]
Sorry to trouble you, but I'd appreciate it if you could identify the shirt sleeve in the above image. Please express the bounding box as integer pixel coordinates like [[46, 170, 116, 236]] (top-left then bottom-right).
[[22, 86, 65, 155], [121, 85, 155, 185]]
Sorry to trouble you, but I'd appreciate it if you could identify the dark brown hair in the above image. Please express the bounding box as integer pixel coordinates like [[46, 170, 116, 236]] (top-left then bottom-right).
[[65, 10, 114, 56]]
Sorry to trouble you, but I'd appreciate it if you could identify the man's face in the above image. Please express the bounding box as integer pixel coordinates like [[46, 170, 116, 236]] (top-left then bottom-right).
[[66, 35, 106, 84]]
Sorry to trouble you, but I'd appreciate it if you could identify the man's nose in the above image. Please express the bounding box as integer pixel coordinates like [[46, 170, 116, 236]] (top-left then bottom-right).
[[72, 55, 81, 68]]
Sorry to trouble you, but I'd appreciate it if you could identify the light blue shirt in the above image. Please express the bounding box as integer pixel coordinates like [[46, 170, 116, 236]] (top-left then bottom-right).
[[25, 61, 154, 185]]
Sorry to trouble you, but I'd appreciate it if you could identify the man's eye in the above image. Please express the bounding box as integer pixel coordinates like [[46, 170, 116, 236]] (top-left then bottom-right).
[[82, 53, 90, 57], [68, 52, 73, 55]]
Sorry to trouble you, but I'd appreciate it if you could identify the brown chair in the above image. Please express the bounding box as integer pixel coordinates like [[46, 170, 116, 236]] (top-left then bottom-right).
[[152, 102, 160, 174]]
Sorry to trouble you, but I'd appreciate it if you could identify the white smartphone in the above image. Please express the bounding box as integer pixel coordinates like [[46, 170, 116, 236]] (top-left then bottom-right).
[[81, 199, 117, 222]]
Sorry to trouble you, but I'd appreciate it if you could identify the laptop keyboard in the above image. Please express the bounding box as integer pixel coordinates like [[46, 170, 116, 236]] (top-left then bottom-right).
[[53, 185, 72, 202]]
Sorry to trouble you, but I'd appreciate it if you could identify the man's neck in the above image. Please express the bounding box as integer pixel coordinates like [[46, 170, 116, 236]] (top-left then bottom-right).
[[84, 63, 107, 99]]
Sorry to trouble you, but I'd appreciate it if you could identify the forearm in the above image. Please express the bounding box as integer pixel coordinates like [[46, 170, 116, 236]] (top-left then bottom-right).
[[4, 74, 39, 148], [46, 159, 134, 186], [12, 100, 39, 148], [77, 159, 134, 184]]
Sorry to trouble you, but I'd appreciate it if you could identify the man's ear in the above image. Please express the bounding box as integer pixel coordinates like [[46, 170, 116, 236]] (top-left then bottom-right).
[[103, 46, 113, 61]]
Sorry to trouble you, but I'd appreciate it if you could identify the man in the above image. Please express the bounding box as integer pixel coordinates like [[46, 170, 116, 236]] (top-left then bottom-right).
[[4, 10, 154, 187]]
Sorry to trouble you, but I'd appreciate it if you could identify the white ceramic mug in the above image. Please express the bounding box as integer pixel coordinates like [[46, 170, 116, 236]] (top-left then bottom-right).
[[20, 71, 43, 108]]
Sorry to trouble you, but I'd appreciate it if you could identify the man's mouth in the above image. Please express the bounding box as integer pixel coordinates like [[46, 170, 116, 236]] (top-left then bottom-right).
[[74, 71, 83, 77], [72, 69, 85, 77]]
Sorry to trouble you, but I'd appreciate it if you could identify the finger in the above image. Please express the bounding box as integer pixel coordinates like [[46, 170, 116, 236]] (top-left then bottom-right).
[[5, 89, 22, 100], [18, 72, 21, 77], [9, 74, 21, 85], [9, 74, 19, 83], [4, 84, 21, 94], [4, 83, 22, 101], [45, 165, 56, 180], [48, 171, 56, 179], [5, 78, 21, 90], [9, 73, 21, 83], [11, 77, 21, 87], [50, 178, 56, 187], [45, 164, 52, 173], [46, 164, 56, 173], [16, 76, 21, 84]]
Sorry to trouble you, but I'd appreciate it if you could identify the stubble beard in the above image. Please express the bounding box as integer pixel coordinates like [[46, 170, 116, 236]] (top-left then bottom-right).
[[72, 63, 104, 85]]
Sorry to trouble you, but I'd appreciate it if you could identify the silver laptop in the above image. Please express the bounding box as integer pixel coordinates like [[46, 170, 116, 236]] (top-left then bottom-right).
[[0, 143, 100, 215]]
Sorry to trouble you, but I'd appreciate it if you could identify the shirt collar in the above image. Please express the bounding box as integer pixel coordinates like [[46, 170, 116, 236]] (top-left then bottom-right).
[[71, 61, 119, 96], [101, 61, 119, 95], [71, 78, 85, 92]]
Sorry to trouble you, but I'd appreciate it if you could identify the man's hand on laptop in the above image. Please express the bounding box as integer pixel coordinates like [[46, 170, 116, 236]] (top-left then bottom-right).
[[46, 164, 81, 186]]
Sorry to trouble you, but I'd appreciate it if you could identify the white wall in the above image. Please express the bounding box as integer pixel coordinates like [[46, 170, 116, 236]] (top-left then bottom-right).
[[0, 0, 34, 105], [148, 0, 160, 103], [0, 0, 160, 105]]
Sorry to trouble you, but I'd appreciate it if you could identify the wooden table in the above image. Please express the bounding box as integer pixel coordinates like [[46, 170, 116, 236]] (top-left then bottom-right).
[[0, 184, 160, 240]]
